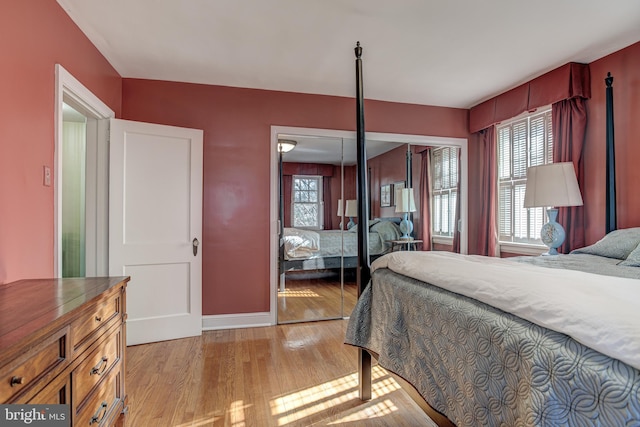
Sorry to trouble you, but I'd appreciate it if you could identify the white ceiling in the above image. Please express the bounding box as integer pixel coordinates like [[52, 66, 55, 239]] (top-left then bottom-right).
[[57, 0, 640, 109]]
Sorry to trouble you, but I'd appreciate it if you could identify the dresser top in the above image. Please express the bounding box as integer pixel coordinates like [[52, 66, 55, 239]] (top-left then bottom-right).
[[0, 277, 129, 353]]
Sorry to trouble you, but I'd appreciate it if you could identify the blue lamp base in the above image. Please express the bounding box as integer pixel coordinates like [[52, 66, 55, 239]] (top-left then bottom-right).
[[399, 213, 413, 240], [540, 208, 565, 255], [347, 217, 356, 229]]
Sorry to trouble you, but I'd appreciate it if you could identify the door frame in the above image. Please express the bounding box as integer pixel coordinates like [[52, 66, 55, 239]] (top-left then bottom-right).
[[270, 126, 468, 324], [54, 64, 115, 277]]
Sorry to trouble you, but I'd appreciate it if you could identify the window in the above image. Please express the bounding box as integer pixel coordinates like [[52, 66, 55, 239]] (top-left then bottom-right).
[[497, 109, 553, 244], [431, 147, 458, 237], [292, 175, 323, 229]]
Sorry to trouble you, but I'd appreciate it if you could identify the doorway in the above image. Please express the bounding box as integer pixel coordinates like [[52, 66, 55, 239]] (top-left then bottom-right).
[[55, 64, 115, 278], [270, 126, 468, 325], [60, 102, 87, 277]]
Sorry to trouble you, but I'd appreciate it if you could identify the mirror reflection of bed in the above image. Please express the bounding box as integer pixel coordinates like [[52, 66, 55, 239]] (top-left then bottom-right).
[[276, 130, 465, 324], [277, 133, 400, 324]]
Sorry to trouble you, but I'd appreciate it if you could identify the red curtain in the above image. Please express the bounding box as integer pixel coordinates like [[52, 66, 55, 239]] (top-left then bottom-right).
[[452, 147, 461, 253], [283, 175, 292, 227], [552, 98, 587, 253], [476, 126, 497, 256], [323, 178, 333, 230], [419, 149, 432, 250], [470, 63, 590, 132]]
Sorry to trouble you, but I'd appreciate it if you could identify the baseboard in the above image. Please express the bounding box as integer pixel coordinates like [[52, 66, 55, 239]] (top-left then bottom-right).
[[202, 312, 274, 331]]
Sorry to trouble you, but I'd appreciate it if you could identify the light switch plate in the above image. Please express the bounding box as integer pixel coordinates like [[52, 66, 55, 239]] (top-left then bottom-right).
[[43, 166, 51, 186]]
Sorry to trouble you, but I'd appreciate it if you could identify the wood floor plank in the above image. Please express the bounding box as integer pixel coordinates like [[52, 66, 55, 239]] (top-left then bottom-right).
[[123, 320, 437, 426], [278, 270, 358, 323]]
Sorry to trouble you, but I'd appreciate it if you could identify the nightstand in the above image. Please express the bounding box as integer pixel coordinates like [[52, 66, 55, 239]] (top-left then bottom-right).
[[387, 239, 423, 252]]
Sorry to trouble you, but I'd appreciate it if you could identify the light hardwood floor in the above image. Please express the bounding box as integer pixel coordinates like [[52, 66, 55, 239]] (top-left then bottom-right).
[[123, 319, 437, 426], [277, 270, 358, 323]]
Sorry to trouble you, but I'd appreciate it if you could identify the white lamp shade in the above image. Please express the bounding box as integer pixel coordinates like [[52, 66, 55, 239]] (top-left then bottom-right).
[[345, 199, 358, 217], [523, 162, 583, 208], [395, 188, 417, 213], [336, 199, 343, 217]]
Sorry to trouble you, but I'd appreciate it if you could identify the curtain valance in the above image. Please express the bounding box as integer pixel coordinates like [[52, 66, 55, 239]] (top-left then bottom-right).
[[282, 162, 335, 177], [469, 63, 590, 133]]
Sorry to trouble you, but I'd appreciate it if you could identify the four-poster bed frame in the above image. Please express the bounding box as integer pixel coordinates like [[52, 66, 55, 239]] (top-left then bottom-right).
[[353, 40, 456, 427], [352, 41, 626, 425]]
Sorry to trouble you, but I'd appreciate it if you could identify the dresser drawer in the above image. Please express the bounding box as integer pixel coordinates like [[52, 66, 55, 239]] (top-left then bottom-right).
[[75, 363, 123, 427], [0, 328, 68, 403], [25, 374, 70, 405], [73, 326, 122, 407], [71, 290, 121, 353]]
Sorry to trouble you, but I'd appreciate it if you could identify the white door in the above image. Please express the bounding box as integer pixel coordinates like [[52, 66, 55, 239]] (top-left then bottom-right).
[[109, 118, 203, 346]]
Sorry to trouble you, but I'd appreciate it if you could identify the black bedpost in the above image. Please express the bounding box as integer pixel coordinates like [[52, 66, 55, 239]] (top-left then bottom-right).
[[406, 145, 413, 234], [605, 72, 616, 233], [355, 41, 372, 401], [278, 147, 286, 292]]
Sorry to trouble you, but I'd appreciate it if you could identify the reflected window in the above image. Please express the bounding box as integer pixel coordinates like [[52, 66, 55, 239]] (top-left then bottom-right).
[[292, 175, 323, 229], [431, 147, 458, 237]]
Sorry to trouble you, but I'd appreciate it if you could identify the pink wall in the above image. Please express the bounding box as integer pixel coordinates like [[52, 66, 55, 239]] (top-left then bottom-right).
[[368, 145, 410, 219], [584, 42, 640, 244], [0, 1, 122, 283], [121, 79, 469, 315]]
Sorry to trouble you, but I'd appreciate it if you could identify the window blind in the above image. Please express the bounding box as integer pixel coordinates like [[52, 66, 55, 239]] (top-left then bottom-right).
[[497, 109, 553, 244]]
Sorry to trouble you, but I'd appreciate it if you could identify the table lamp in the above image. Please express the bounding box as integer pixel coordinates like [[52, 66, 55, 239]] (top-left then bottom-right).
[[523, 162, 583, 255]]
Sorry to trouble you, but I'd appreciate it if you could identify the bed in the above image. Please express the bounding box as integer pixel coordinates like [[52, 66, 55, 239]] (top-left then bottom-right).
[[281, 218, 402, 271], [346, 44, 639, 425], [345, 238, 640, 425]]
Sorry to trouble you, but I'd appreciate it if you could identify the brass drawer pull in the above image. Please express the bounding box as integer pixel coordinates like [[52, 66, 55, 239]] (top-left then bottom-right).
[[90, 401, 108, 425], [10, 376, 25, 387], [90, 356, 109, 376]]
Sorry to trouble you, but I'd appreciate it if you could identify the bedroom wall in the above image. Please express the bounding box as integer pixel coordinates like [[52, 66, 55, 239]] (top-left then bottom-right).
[[121, 79, 469, 315], [583, 41, 640, 244], [369, 145, 409, 220], [0, 1, 122, 284]]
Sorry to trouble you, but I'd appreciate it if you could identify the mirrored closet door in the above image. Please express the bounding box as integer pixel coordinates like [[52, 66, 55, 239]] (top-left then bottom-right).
[[277, 134, 349, 323], [276, 132, 407, 324]]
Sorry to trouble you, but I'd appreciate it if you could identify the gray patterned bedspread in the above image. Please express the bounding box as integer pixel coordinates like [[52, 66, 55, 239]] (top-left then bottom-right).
[[345, 268, 640, 426], [511, 253, 640, 280]]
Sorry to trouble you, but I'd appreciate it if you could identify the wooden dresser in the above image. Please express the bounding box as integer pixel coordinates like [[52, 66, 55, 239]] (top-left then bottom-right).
[[0, 277, 129, 426]]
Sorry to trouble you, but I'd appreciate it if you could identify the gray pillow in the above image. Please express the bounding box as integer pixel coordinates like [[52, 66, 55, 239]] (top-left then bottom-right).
[[571, 227, 640, 260], [619, 243, 640, 267]]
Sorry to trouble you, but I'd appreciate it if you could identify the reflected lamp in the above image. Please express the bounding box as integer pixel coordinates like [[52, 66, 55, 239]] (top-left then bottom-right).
[[277, 139, 297, 153], [345, 199, 358, 229], [395, 188, 416, 240]]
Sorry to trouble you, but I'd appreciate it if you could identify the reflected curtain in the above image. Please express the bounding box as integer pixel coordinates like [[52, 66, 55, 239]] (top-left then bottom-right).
[[283, 175, 292, 227], [552, 98, 587, 253], [323, 178, 332, 230], [476, 126, 497, 256], [419, 148, 432, 250], [452, 147, 461, 253]]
